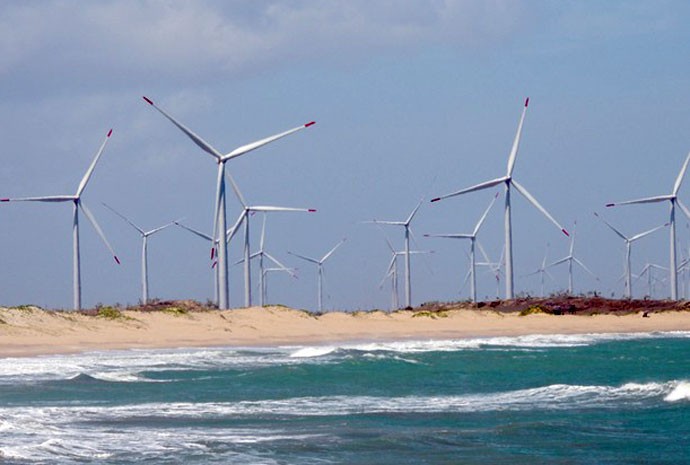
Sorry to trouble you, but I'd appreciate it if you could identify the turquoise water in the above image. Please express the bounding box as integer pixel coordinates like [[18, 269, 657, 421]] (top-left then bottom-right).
[[1, 332, 689, 463]]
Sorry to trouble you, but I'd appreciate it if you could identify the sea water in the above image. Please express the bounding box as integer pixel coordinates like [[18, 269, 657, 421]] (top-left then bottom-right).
[[0, 332, 689, 464]]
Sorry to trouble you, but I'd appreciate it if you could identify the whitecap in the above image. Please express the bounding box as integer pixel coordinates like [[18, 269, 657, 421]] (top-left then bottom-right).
[[289, 346, 336, 358], [664, 380, 690, 402]]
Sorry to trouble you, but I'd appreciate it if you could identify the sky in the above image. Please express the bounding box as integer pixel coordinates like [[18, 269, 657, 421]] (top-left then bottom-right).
[[1, 1, 689, 311]]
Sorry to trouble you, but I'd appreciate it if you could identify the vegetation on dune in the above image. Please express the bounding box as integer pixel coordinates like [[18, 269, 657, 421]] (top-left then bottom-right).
[[96, 306, 129, 320]]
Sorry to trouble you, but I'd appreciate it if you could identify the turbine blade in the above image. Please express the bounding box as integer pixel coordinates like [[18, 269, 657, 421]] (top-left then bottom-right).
[[512, 180, 569, 236], [79, 201, 120, 264], [211, 163, 224, 256], [593, 212, 629, 241], [76, 129, 112, 197], [147, 219, 180, 236], [249, 206, 317, 213], [174, 221, 213, 242], [264, 252, 298, 278], [366, 220, 406, 226], [673, 151, 690, 195], [606, 194, 674, 207], [142, 96, 222, 159], [430, 176, 509, 203], [225, 171, 247, 207], [424, 233, 473, 239], [102, 202, 145, 235], [405, 198, 424, 225], [287, 251, 320, 265], [573, 257, 597, 278], [506, 98, 529, 177], [629, 223, 668, 242], [1, 195, 74, 202], [222, 122, 316, 161], [547, 257, 570, 268], [259, 213, 267, 251], [321, 238, 346, 263], [225, 211, 246, 244], [473, 191, 500, 236], [677, 198, 690, 221]]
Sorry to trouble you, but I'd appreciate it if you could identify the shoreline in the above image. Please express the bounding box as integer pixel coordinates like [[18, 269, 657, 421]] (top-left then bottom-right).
[[2, 302, 690, 358]]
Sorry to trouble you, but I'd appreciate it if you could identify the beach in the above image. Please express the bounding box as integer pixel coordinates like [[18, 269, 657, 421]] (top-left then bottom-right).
[[2, 301, 690, 463], [2, 300, 690, 357]]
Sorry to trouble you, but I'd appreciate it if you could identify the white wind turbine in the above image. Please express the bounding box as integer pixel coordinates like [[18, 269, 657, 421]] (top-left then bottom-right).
[[547, 234, 597, 295], [1, 129, 119, 310], [224, 173, 315, 307], [102, 203, 178, 304], [523, 244, 554, 297], [288, 239, 346, 312], [368, 199, 424, 308], [235, 214, 298, 307], [431, 98, 569, 299], [606, 151, 690, 300], [143, 96, 315, 310], [636, 263, 668, 299], [594, 212, 668, 299], [424, 192, 499, 303], [378, 233, 433, 310]]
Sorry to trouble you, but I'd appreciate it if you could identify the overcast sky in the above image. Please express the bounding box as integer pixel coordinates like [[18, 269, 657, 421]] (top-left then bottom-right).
[[1, 1, 689, 310]]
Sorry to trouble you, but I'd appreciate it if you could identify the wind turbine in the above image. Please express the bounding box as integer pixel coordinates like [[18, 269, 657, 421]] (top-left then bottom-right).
[[594, 212, 668, 299], [547, 234, 597, 295], [224, 173, 315, 307], [368, 199, 424, 308], [636, 263, 668, 299], [475, 242, 504, 300], [378, 233, 433, 310], [523, 244, 554, 297], [430, 98, 569, 299], [143, 96, 315, 310], [234, 214, 298, 306], [424, 192, 499, 302], [1, 129, 119, 310], [102, 203, 178, 304], [288, 238, 346, 312], [606, 151, 690, 300]]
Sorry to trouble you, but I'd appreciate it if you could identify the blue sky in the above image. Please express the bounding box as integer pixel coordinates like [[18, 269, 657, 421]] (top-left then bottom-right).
[[1, 1, 689, 310]]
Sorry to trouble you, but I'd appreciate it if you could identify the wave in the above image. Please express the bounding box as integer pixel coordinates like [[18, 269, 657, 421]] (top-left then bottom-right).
[[1, 331, 688, 382], [1, 380, 685, 425]]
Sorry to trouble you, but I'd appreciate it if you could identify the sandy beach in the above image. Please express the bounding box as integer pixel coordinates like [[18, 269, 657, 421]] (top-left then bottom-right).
[[2, 300, 690, 358]]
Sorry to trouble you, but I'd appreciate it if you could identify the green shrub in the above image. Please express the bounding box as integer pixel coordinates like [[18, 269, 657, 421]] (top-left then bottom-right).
[[519, 305, 545, 316]]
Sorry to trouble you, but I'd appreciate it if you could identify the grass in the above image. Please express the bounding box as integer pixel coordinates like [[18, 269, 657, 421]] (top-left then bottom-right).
[[96, 306, 133, 321], [412, 310, 449, 319], [161, 306, 188, 316], [519, 305, 546, 316]]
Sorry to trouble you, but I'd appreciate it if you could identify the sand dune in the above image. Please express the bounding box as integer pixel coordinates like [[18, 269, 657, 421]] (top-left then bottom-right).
[[2, 300, 690, 357]]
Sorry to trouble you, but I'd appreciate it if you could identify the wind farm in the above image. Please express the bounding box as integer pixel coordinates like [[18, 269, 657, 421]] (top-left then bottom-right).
[[2, 4, 690, 464], [1, 97, 687, 310]]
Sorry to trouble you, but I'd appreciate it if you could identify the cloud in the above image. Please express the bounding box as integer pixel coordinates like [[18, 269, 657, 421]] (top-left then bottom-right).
[[0, 0, 524, 91]]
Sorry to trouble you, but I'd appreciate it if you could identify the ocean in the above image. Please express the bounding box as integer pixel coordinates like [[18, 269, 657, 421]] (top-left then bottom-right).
[[1, 332, 689, 464]]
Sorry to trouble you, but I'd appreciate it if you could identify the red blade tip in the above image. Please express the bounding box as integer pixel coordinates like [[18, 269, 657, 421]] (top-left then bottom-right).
[[309, 209, 317, 212], [1, 198, 9, 202], [107, 129, 113, 137], [142, 96, 153, 105], [605, 203, 615, 207], [211, 247, 216, 259], [525, 97, 530, 107], [562, 229, 570, 237], [430, 197, 441, 203], [305, 121, 316, 127], [114, 256, 121, 265]]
